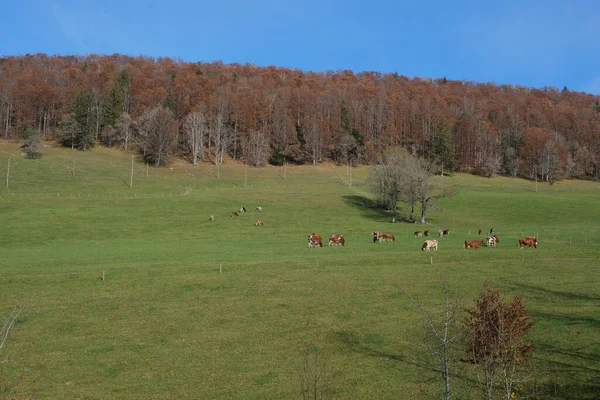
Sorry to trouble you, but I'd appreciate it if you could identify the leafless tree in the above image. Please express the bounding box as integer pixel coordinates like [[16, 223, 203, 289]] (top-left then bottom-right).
[[136, 107, 178, 166], [304, 118, 323, 165], [243, 131, 270, 167], [210, 106, 233, 166], [417, 286, 462, 400], [368, 147, 435, 222], [184, 110, 206, 166], [115, 113, 133, 151], [297, 319, 334, 400]]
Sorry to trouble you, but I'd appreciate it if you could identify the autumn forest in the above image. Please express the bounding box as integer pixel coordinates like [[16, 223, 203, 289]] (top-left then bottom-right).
[[1, 53, 599, 180]]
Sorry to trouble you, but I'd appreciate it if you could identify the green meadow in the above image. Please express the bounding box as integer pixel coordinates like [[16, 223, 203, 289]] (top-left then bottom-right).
[[1, 142, 599, 399]]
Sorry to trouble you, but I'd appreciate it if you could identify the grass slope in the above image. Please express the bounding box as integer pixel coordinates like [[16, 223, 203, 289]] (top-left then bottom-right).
[[1, 142, 599, 399]]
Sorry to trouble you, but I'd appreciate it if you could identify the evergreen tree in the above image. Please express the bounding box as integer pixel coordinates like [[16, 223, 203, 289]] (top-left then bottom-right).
[[103, 70, 130, 128], [72, 90, 96, 150], [433, 123, 454, 172]]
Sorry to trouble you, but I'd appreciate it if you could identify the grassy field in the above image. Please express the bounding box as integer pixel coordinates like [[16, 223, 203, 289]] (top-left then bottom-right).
[[1, 141, 599, 399]]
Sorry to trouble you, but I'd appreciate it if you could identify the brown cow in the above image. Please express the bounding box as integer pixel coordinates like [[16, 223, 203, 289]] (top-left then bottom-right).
[[308, 233, 323, 248], [478, 228, 483, 236], [438, 229, 450, 237], [328, 234, 345, 246], [519, 237, 537, 249], [231, 211, 239, 217], [424, 229, 430, 236], [381, 232, 395, 242], [465, 240, 486, 249], [414, 231, 422, 238], [255, 219, 263, 226]]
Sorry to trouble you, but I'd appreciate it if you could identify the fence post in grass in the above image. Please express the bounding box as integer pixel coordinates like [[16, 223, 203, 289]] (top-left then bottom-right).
[[570, 237, 572, 245], [219, 264, 222, 274], [130, 156, 134, 189], [430, 256, 433, 265], [146, 162, 149, 178], [102, 270, 105, 282], [5, 157, 9, 190]]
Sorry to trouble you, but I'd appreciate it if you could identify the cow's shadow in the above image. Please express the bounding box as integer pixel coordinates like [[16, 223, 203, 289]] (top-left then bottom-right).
[[343, 195, 406, 223]]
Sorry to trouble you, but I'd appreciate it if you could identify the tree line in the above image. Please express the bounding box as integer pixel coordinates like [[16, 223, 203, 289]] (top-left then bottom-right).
[[1, 53, 599, 179]]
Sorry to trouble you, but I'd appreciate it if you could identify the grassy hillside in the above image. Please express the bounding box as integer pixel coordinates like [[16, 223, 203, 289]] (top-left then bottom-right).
[[1, 142, 599, 399]]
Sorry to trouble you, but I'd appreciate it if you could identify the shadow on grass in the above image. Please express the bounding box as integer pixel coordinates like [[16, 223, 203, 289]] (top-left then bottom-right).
[[342, 195, 408, 223], [507, 282, 600, 302]]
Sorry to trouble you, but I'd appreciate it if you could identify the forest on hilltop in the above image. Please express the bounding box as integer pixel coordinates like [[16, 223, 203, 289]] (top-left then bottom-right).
[[1, 53, 599, 180]]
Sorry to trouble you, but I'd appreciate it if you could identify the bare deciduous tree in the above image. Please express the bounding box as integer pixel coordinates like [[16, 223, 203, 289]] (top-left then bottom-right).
[[115, 113, 133, 151], [136, 107, 178, 166], [417, 286, 462, 400], [298, 319, 334, 400], [184, 110, 206, 166], [368, 147, 435, 222], [243, 131, 270, 167]]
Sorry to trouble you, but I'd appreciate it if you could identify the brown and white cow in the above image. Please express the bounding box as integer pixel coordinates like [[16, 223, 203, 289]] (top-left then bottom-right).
[[465, 240, 486, 249], [373, 232, 394, 243], [255, 219, 263, 226], [328, 234, 345, 246], [438, 229, 450, 237], [519, 237, 538, 249], [492, 234, 499, 244], [486, 236, 496, 247], [381, 232, 395, 242], [231, 211, 239, 217], [421, 240, 438, 251], [414, 231, 422, 238], [308, 233, 323, 248], [424, 229, 430, 236]]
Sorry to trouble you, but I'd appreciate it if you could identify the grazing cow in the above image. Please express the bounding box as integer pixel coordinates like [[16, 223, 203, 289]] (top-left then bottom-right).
[[231, 211, 239, 217], [255, 206, 262, 212], [486, 236, 496, 247], [465, 240, 486, 249], [240, 206, 247, 213], [255, 219, 263, 226], [438, 229, 450, 237], [421, 240, 438, 251], [414, 231, 422, 238], [478, 228, 483, 236], [492, 234, 499, 245], [308, 234, 323, 248], [424, 230, 430, 237], [209, 215, 214, 221], [519, 237, 538, 249], [381, 232, 395, 242], [328, 234, 345, 246], [373, 232, 382, 243]]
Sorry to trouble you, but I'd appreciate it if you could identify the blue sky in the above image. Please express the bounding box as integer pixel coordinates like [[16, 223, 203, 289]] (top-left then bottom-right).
[[2, 0, 599, 93]]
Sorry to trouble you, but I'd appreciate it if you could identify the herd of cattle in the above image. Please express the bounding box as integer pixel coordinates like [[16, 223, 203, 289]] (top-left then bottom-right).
[[308, 228, 539, 251], [210, 207, 539, 251]]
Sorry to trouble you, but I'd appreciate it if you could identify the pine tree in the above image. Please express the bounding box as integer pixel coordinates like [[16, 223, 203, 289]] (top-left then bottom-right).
[[72, 90, 96, 150], [433, 123, 454, 172], [102, 70, 130, 129]]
